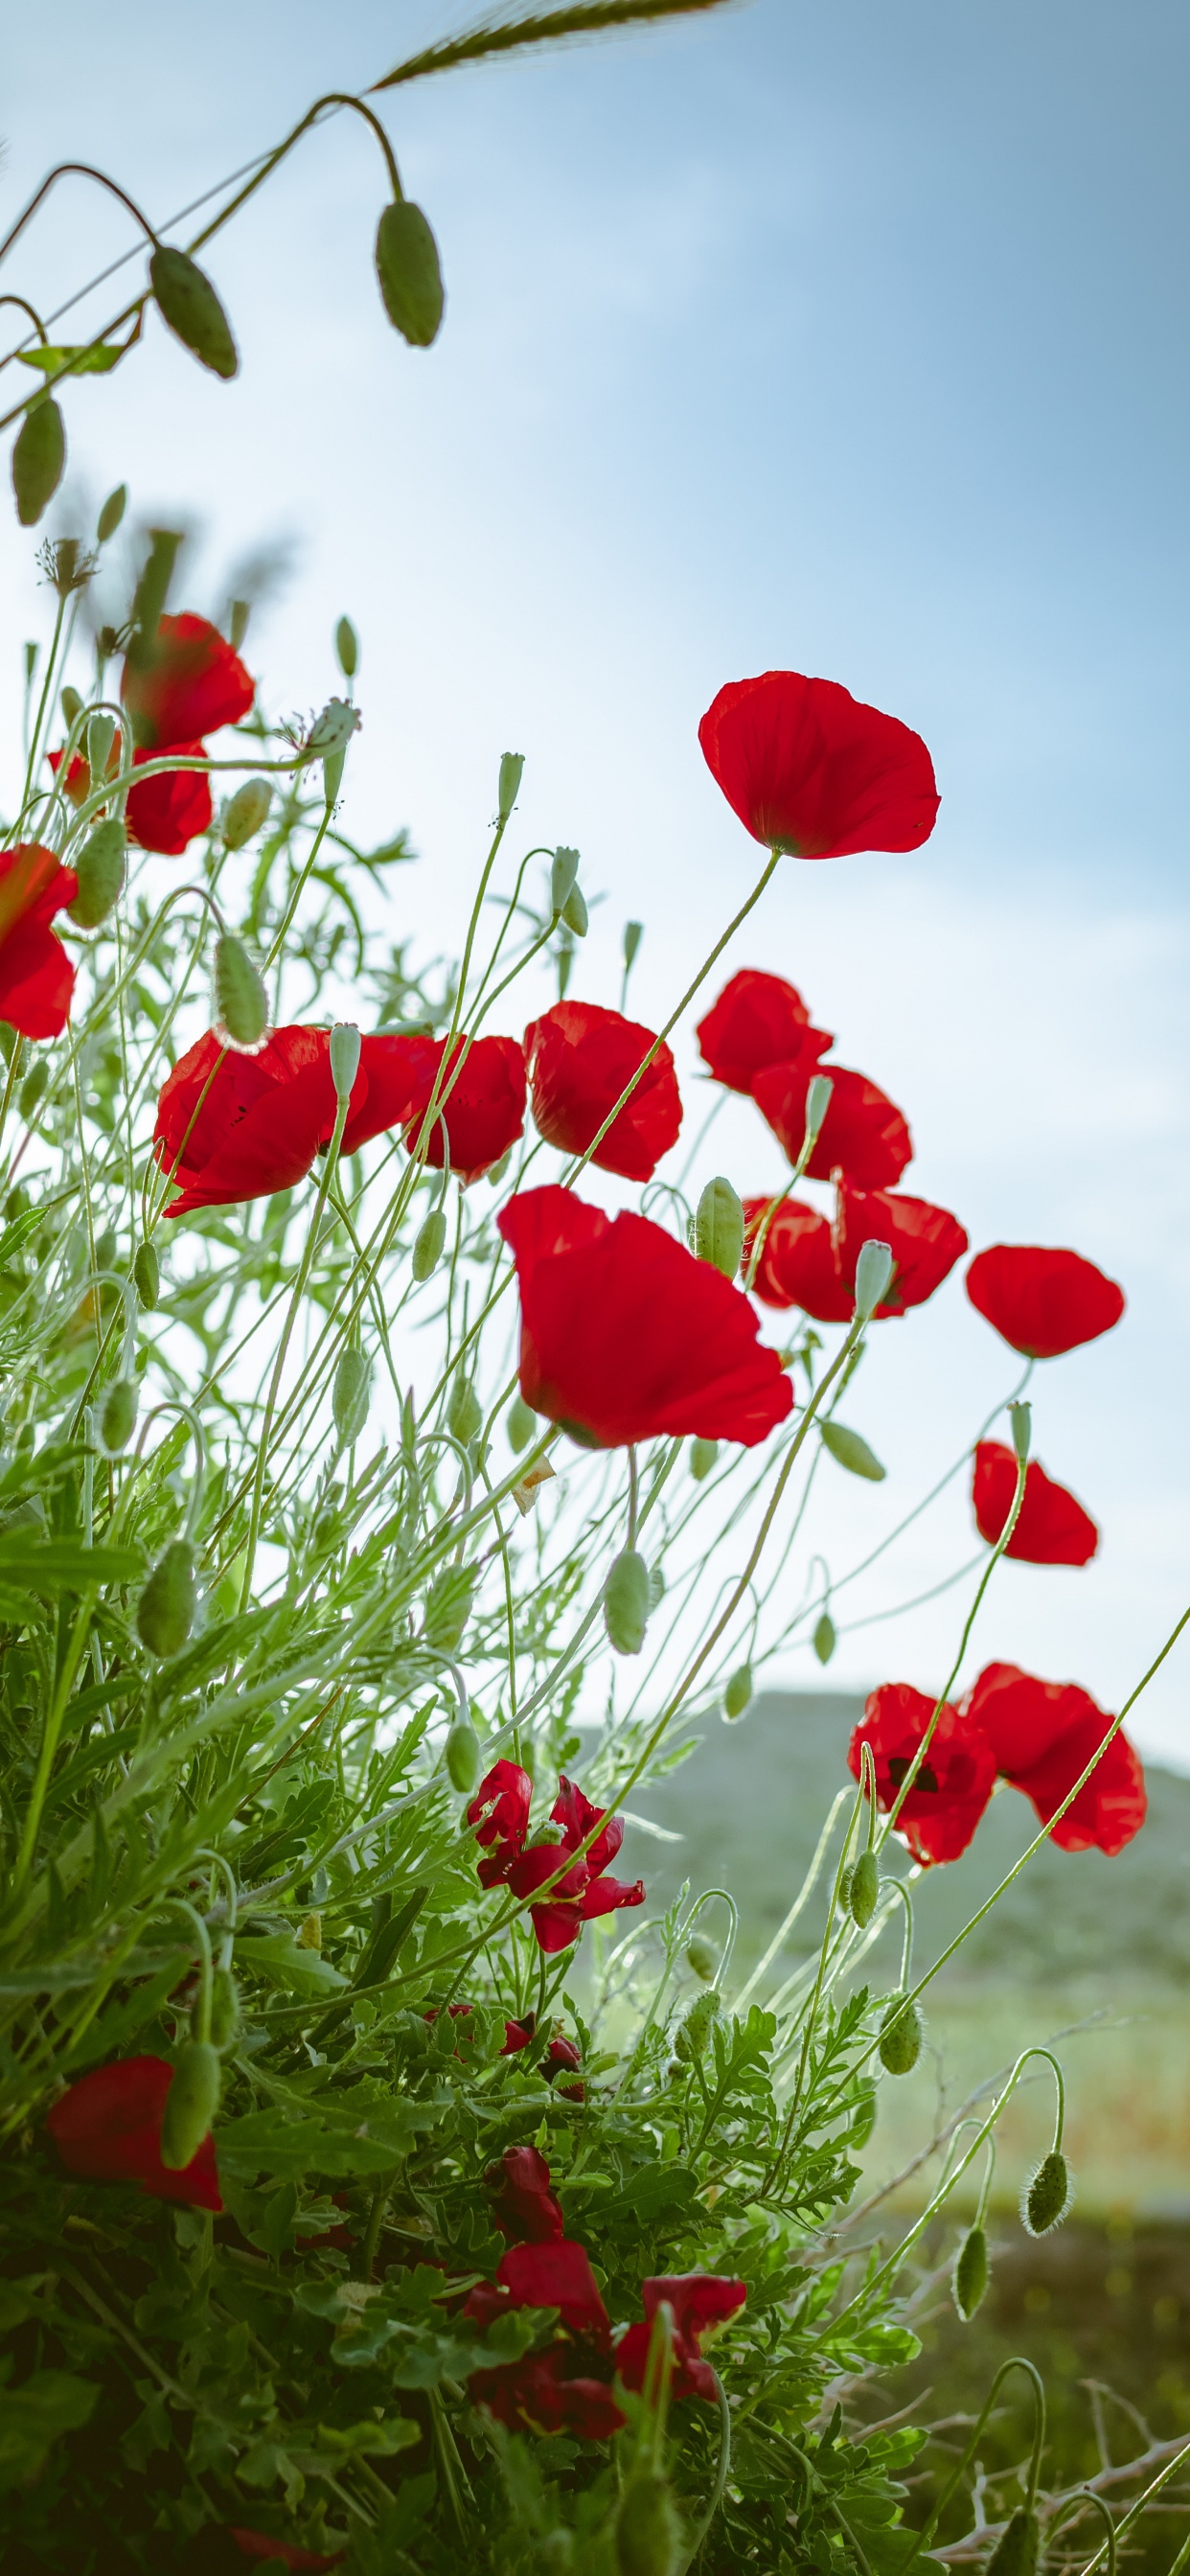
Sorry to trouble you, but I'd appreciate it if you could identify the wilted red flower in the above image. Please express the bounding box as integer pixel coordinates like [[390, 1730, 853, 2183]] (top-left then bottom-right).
[[966, 1245, 1126, 1360], [848, 1684, 997, 1866], [964, 1664, 1146, 1855], [616, 2274, 746, 2403], [466, 2238, 623, 2438], [835, 1181, 968, 1318], [698, 672, 939, 859], [497, 1184, 793, 1449], [696, 968, 832, 1095], [154, 1026, 350, 1217], [488, 2143, 565, 2242], [743, 1195, 854, 1322], [230, 2536, 345, 2571], [0, 842, 78, 1040], [341, 1029, 525, 1183], [524, 1000, 682, 1182], [543, 2034, 584, 2100], [501, 2014, 536, 2056], [751, 1058, 912, 1188], [126, 744, 213, 856], [972, 1441, 1098, 1567], [45, 2056, 222, 2210], [467, 1760, 534, 1888], [123, 612, 254, 749]]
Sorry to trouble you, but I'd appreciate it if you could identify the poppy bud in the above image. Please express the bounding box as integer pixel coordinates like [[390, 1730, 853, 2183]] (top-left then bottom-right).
[[805, 1071, 834, 1140], [623, 921, 643, 973], [149, 245, 239, 380], [330, 1022, 361, 1103], [160, 2038, 220, 2170], [854, 1238, 894, 1322], [604, 1547, 650, 1654], [69, 819, 127, 930], [813, 1611, 835, 1665], [507, 1392, 536, 1451], [99, 1377, 138, 1457], [332, 1346, 371, 1447], [17, 1060, 47, 1122], [446, 1713, 481, 1793], [86, 712, 115, 782], [1009, 1399, 1031, 1462], [685, 1933, 718, 1982], [412, 1207, 446, 1280], [695, 1176, 744, 1280], [222, 777, 271, 851], [675, 1990, 720, 2061], [722, 1663, 752, 1723], [986, 2509, 1040, 2576], [550, 847, 580, 917], [97, 483, 126, 542], [12, 398, 65, 526], [849, 1846, 879, 1927], [136, 1538, 197, 1659], [375, 198, 446, 348], [214, 932, 269, 1054], [952, 2222, 989, 2320], [61, 686, 84, 731], [335, 616, 358, 679], [820, 1420, 885, 1482], [562, 883, 588, 938], [836, 1861, 854, 1915], [689, 1438, 718, 1483], [229, 599, 250, 653], [879, 1997, 923, 2076], [447, 1375, 483, 1445], [209, 1966, 240, 2052], [498, 751, 524, 821], [1022, 2148, 1072, 2237], [615, 2473, 682, 2576], [133, 1241, 160, 1310]]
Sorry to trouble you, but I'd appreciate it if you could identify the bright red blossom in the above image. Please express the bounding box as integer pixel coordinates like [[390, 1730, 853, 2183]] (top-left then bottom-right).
[[342, 1029, 525, 1183], [972, 1441, 1098, 1566], [524, 1000, 682, 1182], [743, 1184, 967, 1323], [467, 1763, 644, 1953], [965, 1244, 1125, 1359], [497, 1184, 792, 1449], [45, 2056, 222, 2210], [0, 842, 78, 1039], [848, 1684, 997, 1866], [964, 1664, 1146, 1856], [696, 968, 831, 1095], [616, 2274, 747, 2404], [154, 1026, 349, 1217], [122, 613, 254, 749], [466, 2237, 623, 2440], [489, 2144, 565, 2242], [698, 672, 940, 859], [126, 743, 213, 856], [744, 1196, 853, 1322], [751, 1057, 912, 1188], [467, 1759, 533, 1888]]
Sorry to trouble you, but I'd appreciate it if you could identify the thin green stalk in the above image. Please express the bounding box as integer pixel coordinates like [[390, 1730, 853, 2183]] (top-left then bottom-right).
[[239, 1088, 352, 1608]]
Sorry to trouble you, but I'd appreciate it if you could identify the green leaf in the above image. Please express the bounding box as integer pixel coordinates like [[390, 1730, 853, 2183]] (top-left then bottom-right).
[[315, 2415, 420, 2456], [581, 2162, 699, 2226], [820, 1420, 886, 1482], [17, 343, 124, 376], [0, 1536, 143, 1590], [0, 2370, 98, 2495], [232, 1934, 348, 1996]]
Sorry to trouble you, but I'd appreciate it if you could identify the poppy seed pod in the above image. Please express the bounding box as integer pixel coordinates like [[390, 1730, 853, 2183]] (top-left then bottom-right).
[[1023, 2148, 1072, 2237], [97, 483, 126, 543], [159, 2039, 220, 2170], [952, 2222, 990, 2321], [209, 1967, 240, 2053], [805, 1070, 835, 1139], [330, 1022, 361, 1102], [550, 847, 580, 917], [854, 1237, 895, 1322], [1009, 1398, 1032, 1462], [623, 920, 643, 972], [604, 1548, 650, 1655], [149, 245, 239, 380], [17, 1060, 48, 1122], [222, 776, 272, 852], [447, 1375, 483, 1445], [446, 1713, 481, 1794], [498, 751, 524, 821], [695, 1176, 744, 1281], [561, 882, 588, 938], [675, 1989, 720, 2061], [412, 1206, 446, 1280], [722, 1663, 753, 1722], [986, 2509, 1040, 2576], [136, 1538, 197, 1659], [813, 1611, 836, 1665], [685, 1932, 718, 1982], [879, 1996, 923, 2076], [69, 819, 127, 931], [849, 1846, 879, 1927], [508, 1392, 536, 1452], [99, 1377, 138, 1457], [12, 398, 65, 526], [332, 1346, 371, 1447], [615, 2473, 683, 2576], [86, 711, 116, 783], [214, 934, 269, 1054], [335, 615, 358, 679], [821, 1420, 886, 1482], [133, 1241, 160, 1310], [690, 1437, 718, 1481], [375, 198, 445, 347]]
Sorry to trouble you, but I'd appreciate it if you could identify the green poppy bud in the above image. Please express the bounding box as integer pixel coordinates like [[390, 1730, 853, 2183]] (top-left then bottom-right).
[[623, 920, 643, 973], [149, 245, 239, 380], [836, 1861, 855, 1916], [222, 776, 272, 851], [446, 1713, 481, 1793], [674, 1990, 720, 2062], [615, 2473, 682, 2576], [412, 1207, 446, 1279], [1022, 2148, 1071, 2237], [60, 685, 84, 730], [986, 2509, 1040, 2576], [375, 199, 445, 347], [229, 598, 250, 653], [497, 751, 524, 821], [561, 882, 588, 938], [849, 1846, 879, 1928], [820, 1420, 885, 1482], [86, 710, 115, 782], [17, 1060, 48, 1122], [507, 1391, 536, 1451], [695, 1175, 744, 1280], [97, 483, 126, 543], [854, 1238, 894, 1322], [99, 1377, 138, 1457], [69, 819, 126, 931], [447, 1375, 483, 1445], [685, 1933, 718, 1983], [550, 847, 580, 917], [335, 615, 358, 679], [423, 1563, 478, 1652], [160, 2038, 220, 2170], [722, 1664, 752, 1723], [690, 1437, 718, 1482], [94, 1228, 118, 1278], [805, 1071, 834, 1141], [214, 933, 269, 1053], [1009, 1399, 1031, 1462], [136, 1538, 197, 1659], [604, 1547, 650, 1654], [813, 1610, 836, 1664], [209, 1967, 240, 2053], [12, 398, 65, 526], [879, 1997, 923, 2076], [330, 1022, 361, 1103], [133, 1240, 160, 1309], [332, 1346, 371, 1447], [952, 2222, 989, 2321]]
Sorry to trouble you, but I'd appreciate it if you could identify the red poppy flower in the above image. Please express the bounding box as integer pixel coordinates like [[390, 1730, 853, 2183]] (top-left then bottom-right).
[[339, 1029, 524, 1183], [466, 2238, 624, 2438], [468, 1760, 534, 1889], [964, 1664, 1146, 1856], [848, 1684, 997, 1866], [497, 1184, 793, 1449], [751, 1058, 912, 1188], [544, 2034, 584, 2100], [835, 1181, 968, 1318], [616, 2274, 746, 2403], [696, 968, 832, 1094], [487, 2143, 565, 2243], [126, 744, 213, 856], [972, 1441, 1098, 1567], [743, 1195, 854, 1321], [230, 2536, 345, 2571], [501, 2014, 537, 2057], [965, 1245, 1126, 1360], [154, 1026, 355, 1217], [698, 672, 940, 859], [45, 2056, 222, 2210], [524, 1000, 682, 1182], [123, 613, 254, 749], [505, 1776, 645, 1954], [0, 842, 78, 1040]]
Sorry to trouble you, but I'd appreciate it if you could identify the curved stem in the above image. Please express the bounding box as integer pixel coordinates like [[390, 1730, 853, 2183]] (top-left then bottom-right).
[[0, 164, 160, 266]]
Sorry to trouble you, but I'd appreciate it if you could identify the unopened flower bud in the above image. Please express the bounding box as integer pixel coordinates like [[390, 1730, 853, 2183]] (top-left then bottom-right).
[[849, 1846, 879, 1927], [507, 1392, 536, 1451], [149, 245, 239, 380], [821, 1420, 885, 1482], [229, 600, 250, 653], [695, 1176, 744, 1280], [446, 1713, 481, 1793], [60, 686, 84, 731], [623, 920, 643, 973], [209, 1967, 240, 2052], [215, 932, 270, 1053], [375, 198, 445, 348], [1009, 1400, 1031, 1463], [335, 615, 358, 679], [447, 1375, 482, 1444], [674, 1990, 720, 2062], [97, 483, 126, 543], [99, 1377, 138, 1457], [854, 1239, 894, 1322], [497, 751, 524, 821], [330, 1023, 361, 1103], [604, 1547, 650, 1654], [222, 776, 271, 850], [986, 2509, 1040, 2576], [412, 1207, 446, 1280], [879, 1996, 923, 2076], [615, 2472, 683, 2576], [18, 1060, 48, 1122], [813, 1610, 835, 1664], [952, 2222, 989, 2320], [1022, 2148, 1071, 2237], [160, 2038, 220, 2170], [805, 1071, 834, 1140], [550, 847, 580, 917], [690, 1438, 718, 1481], [69, 818, 126, 930], [133, 1240, 160, 1310], [12, 399, 65, 527], [86, 711, 115, 782], [722, 1663, 752, 1723], [562, 882, 588, 937], [685, 1933, 718, 1982], [136, 1539, 196, 1660], [332, 1346, 371, 1447]]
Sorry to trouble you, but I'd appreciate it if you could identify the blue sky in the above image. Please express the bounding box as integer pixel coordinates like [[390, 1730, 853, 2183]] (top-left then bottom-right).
[[2, 1, 1187, 1756]]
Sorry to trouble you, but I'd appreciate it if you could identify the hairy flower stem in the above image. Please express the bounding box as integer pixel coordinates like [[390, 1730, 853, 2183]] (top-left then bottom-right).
[[239, 1089, 351, 1609]]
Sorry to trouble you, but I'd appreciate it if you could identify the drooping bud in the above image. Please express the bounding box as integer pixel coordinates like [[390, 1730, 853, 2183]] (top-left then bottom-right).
[[335, 616, 358, 679], [133, 1240, 160, 1310], [952, 2222, 990, 2320], [820, 1420, 886, 1482], [623, 920, 643, 973], [136, 1539, 197, 1659], [209, 1966, 240, 2053], [854, 1238, 894, 1322], [685, 1933, 718, 1983], [985, 2509, 1040, 2576], [96, 483, 126, 542], [229, 599, 250, 653], [813, 1611, 835, 1665], [69, 819, 126, 930], [562, 882, 588, 937], [690, 1438, 718, 1482], [17, 1060, 47, 1122], [159, 2038, 221, 2170], [412, 1207, 446, 1280], [12, 399, 65, 526], [222, 776, 271, 851], [330, 1022, 361, 1103], [497, 752, 524, 821], [615, 2472, 683, 2576], [805, 1071, 834, 1141], [722, 1663, 752, 1723], [60, 685, 84, 731], [674, 1990, 720, 2063], [447, 1376, 482, 1445], [99, 1377, 138, 1457], [879, 1997, 923, 2075], [1009, 1399, 1031, 1463], [695, 1176, 744, 1280], [332, 1346, 372, 1447], [849, 1847, 879, 1928], [550, 847, 580, 917], [214, 932, 270, 1054], [1022, 2148, 1072, 2237], [507, 1392, 536, 1452], [446, 1713, 481, 1793], [375, 199, 446, 348], [604, 1548, 650, 1655], [149, 246, 239, 380]]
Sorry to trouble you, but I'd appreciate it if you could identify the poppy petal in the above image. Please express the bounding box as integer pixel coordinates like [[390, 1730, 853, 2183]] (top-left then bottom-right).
[[698, 672, 939, 859], [848, 1684, 996, 1866], [123, 613, 254, 748], [751, 1058, 912, 1188], [524, 1000, 681, 1182], [972, 1442, 1098, 1566], [696, 968, 830, 1094], [966, 1244, 1125, 1359]]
